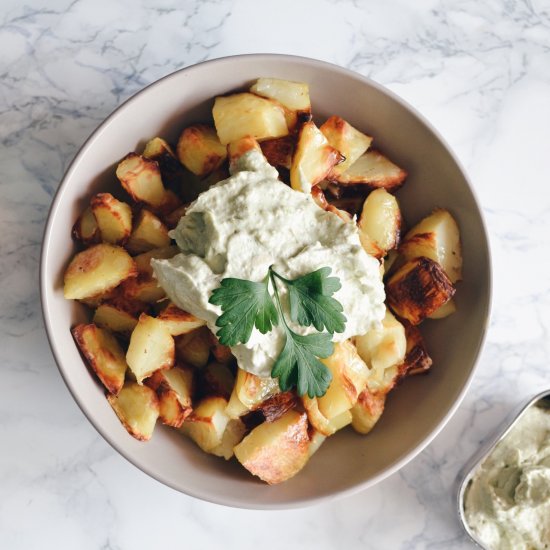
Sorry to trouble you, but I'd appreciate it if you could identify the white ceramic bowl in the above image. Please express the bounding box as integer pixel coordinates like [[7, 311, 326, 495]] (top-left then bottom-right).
[[41, 54, 491, 509]]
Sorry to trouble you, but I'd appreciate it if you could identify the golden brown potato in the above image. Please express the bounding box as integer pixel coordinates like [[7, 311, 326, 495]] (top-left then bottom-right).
[[92, 297, 146, 334], [250, 78, 311, 113], [213, 93, 288, 145], [320, 116, 373, 176], [225, 389, 249, 420], [254, 391, 298, 423], [72, 323, 127, 395], [90, 193, 132, 245], [126, 313, 175, 384], [310, 185, 330, 210], [234, 368, 280, 410], [63, 243, 137, 300], [354, 308, 406, 394], [143, 136, 176, 160], [351, 388, 386, 435], [303, 395, 352, 436], [386, 257, 456, 325], [290, 121, 343, 194], [147, 366, 193, 427], [400, 323, 433, 376], [120, 274, 166, 304], [126, 209, 170, 255], [316, 340, 369, 420], [116, 153, 166, 209], [358, 188, 402, 258], [233, 410, 310, 484], [399, 208, 463, 283], [176, 124, 227, 177], [72, 206, 99, 245], [227, 136, 262, 172], [157, 302, 206, 336], [174, 326, 211, 368], [331, 150, 407, 191], [260, 135, 295, 170], [107, 382, 159, 441], [133, 246, 179, 277]]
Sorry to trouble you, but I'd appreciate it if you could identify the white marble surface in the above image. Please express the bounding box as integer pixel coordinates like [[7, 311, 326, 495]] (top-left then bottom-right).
[[1, 0, 550, 548]]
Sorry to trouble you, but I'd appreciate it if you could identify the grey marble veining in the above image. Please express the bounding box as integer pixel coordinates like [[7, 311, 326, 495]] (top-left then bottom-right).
[[2, 0, 550, 548]]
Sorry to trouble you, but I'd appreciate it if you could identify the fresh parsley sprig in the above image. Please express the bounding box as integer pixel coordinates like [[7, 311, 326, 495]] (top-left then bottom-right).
[[209, 266, 347, 397]]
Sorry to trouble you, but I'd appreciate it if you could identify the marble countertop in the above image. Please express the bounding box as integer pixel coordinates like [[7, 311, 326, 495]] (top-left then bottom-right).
[[2, 0, 550, 548]]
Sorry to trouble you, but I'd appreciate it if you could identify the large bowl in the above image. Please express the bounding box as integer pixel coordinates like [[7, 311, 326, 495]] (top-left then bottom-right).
[[41, 54, 491, 509]]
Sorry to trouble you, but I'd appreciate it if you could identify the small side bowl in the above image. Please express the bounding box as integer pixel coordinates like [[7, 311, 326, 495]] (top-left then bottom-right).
[[457, 389, 550, 548], [41, 54, 491, 509]]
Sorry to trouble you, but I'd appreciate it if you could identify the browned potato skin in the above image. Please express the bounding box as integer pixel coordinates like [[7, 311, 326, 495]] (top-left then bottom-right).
[[93, 296, 147, 335], [142, 137, 188, 192], [386, 257, 456, 325], [72, 206, 100, 245], [126, 209, 170, 255], [64, 243, 137, 300], [72, 323, 127, 395], [260, 135, 295, 170], [157, 302, 206, 336], [120, 274, 166, 304], [174, 326, 211, 368], [310, 185, 329, 210], [90, 193, 133, 245], [254, 392, 299, 423], [399, 323, 433, 376], [107, 382, 159, 441], [351, 387, 386, 435], [227, 136, 262, 168], [177, 124, 227, 177]]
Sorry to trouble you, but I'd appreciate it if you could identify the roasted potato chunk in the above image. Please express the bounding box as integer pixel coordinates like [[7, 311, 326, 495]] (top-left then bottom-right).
[[93, 297, 145, 334], [310, 185, 330, 210], [126, 313, 174, 384], [290, 121, 343, 194], [174, 326, 211, 368], [199, 362, 235, 400], [321, 116, 373, 176], [213, 93, 288, 145], [260, 135, 295, 170], [90, 193, 132, 245], [351, 388, 386, 435], [227, 136, 262, 172], [72, 206, 99, 245], [176, 124, 227, 177], [147, 366, 193, 427], [234, 368, 280, 410], [133, 246, 179, 277], [64, 243, 137, 300], [400, 323, 433, 376], [317, 341, 369, 420], [250, 78, 311, 113], [386, 257, 456, 325], [107, 382, 159, 441], [126, 209, 170, 255], [358, 188, 402, 258], [399, 208, 462, 283], [157, 302, 206, 336], [120, 274, 166, 304], [303, 395, 352, 436], [355, 309, 406, 394], [116, 153, 166, 209], [332, 150, 406, 191], [72, 323, 127, 395], [234, 410, 310, 484], [254, 391, 298, 423]]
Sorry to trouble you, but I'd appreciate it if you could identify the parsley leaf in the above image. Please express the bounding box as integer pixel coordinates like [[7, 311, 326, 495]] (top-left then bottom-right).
[[282, 267, 347, 333], [209, 277, 278, 347], [271, 329, 334, 398]]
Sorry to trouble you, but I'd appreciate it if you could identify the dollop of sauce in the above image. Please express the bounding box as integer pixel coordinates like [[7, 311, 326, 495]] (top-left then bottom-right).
[[152, 150, 385, 378], [464, 404, 550, 550]]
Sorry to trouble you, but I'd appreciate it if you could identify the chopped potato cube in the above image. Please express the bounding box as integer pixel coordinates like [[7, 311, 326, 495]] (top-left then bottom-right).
[[358, 188, 402, 258], [351, 388, 386, 435], [260, 135, 295, 170], [120, 274, 166, 304], [302, 395, 351, 436], [107, 382, 159, 441], [157, 302, 206, 336], [254, 391, 298, 423], [290, 121, 343, 194], [64, 243, 137, 300], [386, 257, 456, 325], [213, 93, 288, 145], [93, 298, 145, 334], [234, 410, 310, 484], [399, 208, 462, 283], [90, 193, 132, 245], [227, 136, 262, 172], [235, 368, 280, 410], [148, 366, 193, 427], [174, 326, 211, 368], [250, 78, 311, 112], [199, 362, 235, 400], [177, 124, 227, 177], [72, 206, 99, 245], [401, 324, 433, 376], [126, 209, 170, 255], [116, 153, 166, 208], [72, 323, 127, 395], [320, 116, 373, 176], [126, 314, 174, 384], [133, 246, 179, 277], [332, 150, 406, 191]]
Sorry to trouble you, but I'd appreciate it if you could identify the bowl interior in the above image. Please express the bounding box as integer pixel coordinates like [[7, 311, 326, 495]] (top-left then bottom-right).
[[41, 55, 491, 509]]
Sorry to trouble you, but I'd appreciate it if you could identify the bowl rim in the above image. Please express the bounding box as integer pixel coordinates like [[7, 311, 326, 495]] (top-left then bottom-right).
[[40, 53, 493, 509]]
